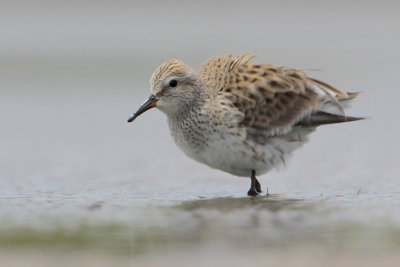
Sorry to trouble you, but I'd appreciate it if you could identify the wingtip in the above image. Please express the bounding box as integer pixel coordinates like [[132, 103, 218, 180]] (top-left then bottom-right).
[[344, 115, 366, 122]]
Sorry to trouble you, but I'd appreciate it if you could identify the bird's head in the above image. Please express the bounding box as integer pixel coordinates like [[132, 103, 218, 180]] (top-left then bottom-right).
[[127, 59, 201, 123]]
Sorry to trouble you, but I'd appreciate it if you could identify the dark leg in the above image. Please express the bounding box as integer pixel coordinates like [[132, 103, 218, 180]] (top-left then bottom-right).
[[247, 170, 260, 197], [255, 178, 262, 193]]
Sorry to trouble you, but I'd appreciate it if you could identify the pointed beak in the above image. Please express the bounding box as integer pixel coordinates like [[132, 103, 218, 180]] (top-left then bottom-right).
[[127, 94, 158, 123]]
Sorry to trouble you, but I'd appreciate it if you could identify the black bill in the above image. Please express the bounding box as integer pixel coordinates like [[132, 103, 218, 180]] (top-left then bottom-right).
[[127, 94, 158, 123]]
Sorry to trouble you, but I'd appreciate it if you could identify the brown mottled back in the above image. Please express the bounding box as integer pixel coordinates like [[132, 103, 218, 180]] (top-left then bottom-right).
[[198, 54, 352, 135]]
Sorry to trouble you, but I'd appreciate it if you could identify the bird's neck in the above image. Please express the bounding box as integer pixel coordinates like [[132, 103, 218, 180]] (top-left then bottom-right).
[[166, 88, 211, 152], [171, 97, 203, 121], [171, 86, 208, 120]]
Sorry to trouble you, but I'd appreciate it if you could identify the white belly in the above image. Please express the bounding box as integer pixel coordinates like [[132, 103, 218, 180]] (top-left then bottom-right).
[[171, 123, 314, 177], [199, 135, 291, 177]]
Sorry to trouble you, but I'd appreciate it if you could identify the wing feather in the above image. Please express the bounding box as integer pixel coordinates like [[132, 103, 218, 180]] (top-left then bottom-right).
[[199, 54, 358, 137]]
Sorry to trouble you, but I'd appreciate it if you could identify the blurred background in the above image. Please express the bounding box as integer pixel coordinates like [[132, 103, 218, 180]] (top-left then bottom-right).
[[1, 0, 399, 266]]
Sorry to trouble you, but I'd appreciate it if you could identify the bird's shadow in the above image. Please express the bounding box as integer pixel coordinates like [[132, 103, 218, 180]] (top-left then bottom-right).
[[174, 194, 313, 213]]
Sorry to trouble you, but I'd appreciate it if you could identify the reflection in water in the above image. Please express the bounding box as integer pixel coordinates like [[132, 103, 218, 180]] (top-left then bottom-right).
[[1, 193, 400, 262], [163, 196, 319, 250], [176, 195, 307, 212]]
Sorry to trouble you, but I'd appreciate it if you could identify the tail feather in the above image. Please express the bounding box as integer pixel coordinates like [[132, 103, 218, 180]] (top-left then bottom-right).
[[304, 79, 363, 127], [309, 78, 347, 117], [298, 111, 364, 127], [309, 78, 349, 99], [341, 92, 360, 100]]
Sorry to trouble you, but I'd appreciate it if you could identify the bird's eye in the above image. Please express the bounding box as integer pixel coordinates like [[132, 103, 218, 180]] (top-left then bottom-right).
[[169, 79, 178, 87]]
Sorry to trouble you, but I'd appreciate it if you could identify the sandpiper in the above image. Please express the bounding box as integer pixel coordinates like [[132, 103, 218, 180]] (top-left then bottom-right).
[[127, 54, 363, 196]]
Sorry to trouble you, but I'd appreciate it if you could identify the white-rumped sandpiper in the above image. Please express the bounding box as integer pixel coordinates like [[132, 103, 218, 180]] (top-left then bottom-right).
[[128, 53, 362, 196]]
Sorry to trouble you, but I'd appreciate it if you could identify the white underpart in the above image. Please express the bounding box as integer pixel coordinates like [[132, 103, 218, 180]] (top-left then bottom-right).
[[180, 126, 315, 177], [166, 83, 347, 179]]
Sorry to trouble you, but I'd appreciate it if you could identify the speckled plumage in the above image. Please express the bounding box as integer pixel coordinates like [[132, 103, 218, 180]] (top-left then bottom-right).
[[128, 53, 362, 196]]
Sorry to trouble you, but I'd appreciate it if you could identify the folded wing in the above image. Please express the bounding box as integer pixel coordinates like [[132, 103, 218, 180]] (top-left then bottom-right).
[[199, 54, 362, 137]]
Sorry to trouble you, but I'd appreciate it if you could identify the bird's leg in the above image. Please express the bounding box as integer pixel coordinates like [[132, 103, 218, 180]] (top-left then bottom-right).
[[247, 170, 260, 197], [255, 178, 262, 193]]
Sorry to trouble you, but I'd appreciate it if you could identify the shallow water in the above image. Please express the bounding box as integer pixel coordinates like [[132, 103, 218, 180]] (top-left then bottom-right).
[[1, 0, 400, 266]]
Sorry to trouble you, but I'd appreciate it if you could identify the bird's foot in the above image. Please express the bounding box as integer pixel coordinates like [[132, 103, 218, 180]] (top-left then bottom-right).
[[247, 188, 259, 197], [248, 169, 261, 197]]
